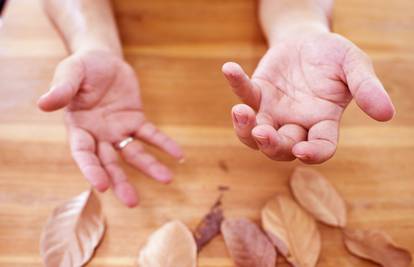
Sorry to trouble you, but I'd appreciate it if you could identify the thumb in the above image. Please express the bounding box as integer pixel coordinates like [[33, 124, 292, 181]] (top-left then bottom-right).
[[38, 56, 84, 112], [343, 48, 395, 121], [222, 62, 261, 110]]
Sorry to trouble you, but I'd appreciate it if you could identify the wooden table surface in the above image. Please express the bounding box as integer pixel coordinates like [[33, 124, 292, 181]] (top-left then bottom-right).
[[0, 0, 413, 266]]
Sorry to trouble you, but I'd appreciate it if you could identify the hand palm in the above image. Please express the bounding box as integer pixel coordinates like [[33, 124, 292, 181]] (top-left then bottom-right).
[[64, 53, 144, 143], [223, 33, 394, 163], [254, 35, 352, 127], [38, 51, 183, 207]]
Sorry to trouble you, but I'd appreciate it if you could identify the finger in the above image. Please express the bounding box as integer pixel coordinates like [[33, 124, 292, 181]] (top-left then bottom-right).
[[121, 141, 172, 183], [256, 111, 275, 126], [69, 127, 110, 192], [135, 121, 184, 160], [231, 104, 258, 149], [38, 56, 84, 112], [292, 119, 339, 164], [252, 124, 307, 161], [98, 142, 138, 207], [342, 48, 395, 121], [222, 62, 261, 109]]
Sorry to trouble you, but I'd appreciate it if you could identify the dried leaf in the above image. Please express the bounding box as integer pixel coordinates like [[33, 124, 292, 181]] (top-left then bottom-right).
[[290, 167, 347, 227], [261, 195, 321, 267], [218, 185, 230, 192], [221, 218, 277, 267], [40, 189, 105, 267], [194, 195, 224, 251], [344, 228, 412, 267], [138, 220, 197, 267]]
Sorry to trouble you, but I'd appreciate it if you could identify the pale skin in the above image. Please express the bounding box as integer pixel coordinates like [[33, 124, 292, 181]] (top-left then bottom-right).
[[39, 0, 183, 207], [223, 0, 394, 163], [40, 0, 394, 207]]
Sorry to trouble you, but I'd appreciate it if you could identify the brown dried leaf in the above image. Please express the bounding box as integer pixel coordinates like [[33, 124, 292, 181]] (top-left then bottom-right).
[[194, 195, 224, 251], [221, 218, 276, 267], [290, 167, 347, 227], [261, 195, 321, 267], [344, 228, 412, 267], [40, 189, 105, 267], [138, 220, 197, 267]]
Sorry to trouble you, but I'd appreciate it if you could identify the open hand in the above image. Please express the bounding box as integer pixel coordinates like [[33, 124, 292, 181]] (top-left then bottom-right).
[[38, 50, 183, 207], [223, 32, 394, 164]]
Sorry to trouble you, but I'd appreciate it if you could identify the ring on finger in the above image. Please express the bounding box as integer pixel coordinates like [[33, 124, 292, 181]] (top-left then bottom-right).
[[115, 137, 134, 150]]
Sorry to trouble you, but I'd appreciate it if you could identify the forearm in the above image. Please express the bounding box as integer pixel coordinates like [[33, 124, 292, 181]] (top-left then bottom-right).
[[43, 0, 122, 56], [259, 0, 333, 45]]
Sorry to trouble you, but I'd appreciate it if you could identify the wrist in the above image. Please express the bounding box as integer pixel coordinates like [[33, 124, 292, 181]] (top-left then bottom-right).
[[71, 48, 124, 65], [70, 37, 123, 58], [43, 0, 123, 58], [267, 21, 330, 46]]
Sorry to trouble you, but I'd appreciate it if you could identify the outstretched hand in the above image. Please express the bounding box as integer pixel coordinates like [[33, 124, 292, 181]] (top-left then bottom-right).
[[38, 50, 183, 207], [223, 33, 394, 164]]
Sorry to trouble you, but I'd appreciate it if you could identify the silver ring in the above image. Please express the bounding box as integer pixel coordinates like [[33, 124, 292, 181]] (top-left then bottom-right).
[[115, 137, 134, 150]]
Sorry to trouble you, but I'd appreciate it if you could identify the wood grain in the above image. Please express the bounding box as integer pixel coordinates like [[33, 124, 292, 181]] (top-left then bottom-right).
[[0, 0, 413, 266]]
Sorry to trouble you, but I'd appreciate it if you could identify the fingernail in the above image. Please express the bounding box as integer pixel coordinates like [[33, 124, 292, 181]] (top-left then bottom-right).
[[255, 136, 269, 147], [93, 181, 109, 192], [234, 112, 248, 126], [295, 154, 310, 160], [40, 91, 51, 100], [40, 86, 56, 99], [391, 108, 396, 119], [150, 165, 172, 183], [47, 85, 58, 93]]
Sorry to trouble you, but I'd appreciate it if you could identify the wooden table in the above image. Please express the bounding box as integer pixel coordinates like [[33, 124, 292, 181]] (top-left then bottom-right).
[[0, 0, 413, 266]]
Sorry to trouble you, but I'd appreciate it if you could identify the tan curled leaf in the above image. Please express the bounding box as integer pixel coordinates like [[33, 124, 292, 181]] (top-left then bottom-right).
[[40, 189, 105, 267], [290, 167, 347, 227], [261, 195, 321, 267], [221, 218, 276, 267], [344, 228, 412, 267], [138, 220, 197, 267], [194, 195, 224, 251]]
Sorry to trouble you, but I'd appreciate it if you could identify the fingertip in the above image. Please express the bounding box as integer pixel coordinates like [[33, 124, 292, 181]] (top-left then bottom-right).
[[84, 167, 111, 192], [149, 165, 173, 183], [165, 140, 185, 160], [232, 103, 255, 115], [37, 97, 50, 112], [223, 62, 260, 109], [230, 104, 258, 149], [252, 124, 299, 161], [251, 124, 277, 148], [126, 200, 139, 208], [292, 142, 313, 163], [93, 180, 110, 192], [355, 80, 396, 122], [37, 91, 56, 112], [292, 141, 334, 164], [222, 62, 248, 86], [37, 84, 73, 112], [93, 176, 110, 192], [252, 124, 276, 138], [232, 104, 255, 127], [373, 100, 396, 122], [174, 151, 185, 161], [222, 62, 243, 77], [114, 182, 139, 208]]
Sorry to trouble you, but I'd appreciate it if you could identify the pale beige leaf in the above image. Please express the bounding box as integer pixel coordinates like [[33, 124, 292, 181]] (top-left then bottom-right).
[[344, 228, 412, 267], [221, 218, 276, 267], [290, 167, 347, 227], [40, 189, 105, 267], [261, 195, 321, 267], [138, 220, 197, 267]]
